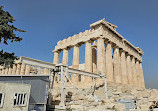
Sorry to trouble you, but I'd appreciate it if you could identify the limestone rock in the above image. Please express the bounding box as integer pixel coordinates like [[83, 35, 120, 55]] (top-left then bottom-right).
[[114, 103, 126, 111]]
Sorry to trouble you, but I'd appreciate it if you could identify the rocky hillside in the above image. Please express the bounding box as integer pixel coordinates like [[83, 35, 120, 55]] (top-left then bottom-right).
[[49, 83, 158, 111]]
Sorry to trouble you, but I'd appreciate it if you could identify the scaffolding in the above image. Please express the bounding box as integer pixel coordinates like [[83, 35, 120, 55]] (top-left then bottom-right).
[[19, 56, 107, 110]]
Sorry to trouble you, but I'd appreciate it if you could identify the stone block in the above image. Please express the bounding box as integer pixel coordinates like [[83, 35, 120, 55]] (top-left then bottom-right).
[[71, 105, 83, 109], [139, 104, 150, 110], [114, 103, 126, 111]]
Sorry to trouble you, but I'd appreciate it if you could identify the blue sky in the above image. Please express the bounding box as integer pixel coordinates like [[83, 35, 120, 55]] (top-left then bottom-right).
[[0, 0, 158, 89]]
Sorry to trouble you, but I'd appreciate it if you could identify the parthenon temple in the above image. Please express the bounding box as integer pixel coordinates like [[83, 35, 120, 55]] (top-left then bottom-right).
[[53, 19, 145, 88], [0, 19, 145, 89]]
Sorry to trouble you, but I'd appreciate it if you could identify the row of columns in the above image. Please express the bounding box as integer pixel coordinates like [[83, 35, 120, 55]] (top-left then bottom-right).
[[0, 63, 50, 75], [53, 37, 145, 88], [0, 63, 30, 75], [96, 38, 145, 88]]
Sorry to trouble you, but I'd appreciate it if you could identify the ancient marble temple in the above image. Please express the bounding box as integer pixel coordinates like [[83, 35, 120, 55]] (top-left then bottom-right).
[[53, 19, 145, 88]]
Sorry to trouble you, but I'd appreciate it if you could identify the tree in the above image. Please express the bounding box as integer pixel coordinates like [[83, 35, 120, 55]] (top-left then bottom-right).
[[0, 50, 18, 67], [0, 6, 26, 67]]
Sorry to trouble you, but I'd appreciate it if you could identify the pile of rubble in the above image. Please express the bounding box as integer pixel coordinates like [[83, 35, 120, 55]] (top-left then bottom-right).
[[50, 83, 158, 111]]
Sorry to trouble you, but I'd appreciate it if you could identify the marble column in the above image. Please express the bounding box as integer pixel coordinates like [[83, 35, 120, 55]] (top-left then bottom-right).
[[126, 54, 133, 85], [97, 38, 106, 74], [62, 48, 69, 65], [72, 44, 80, 83], [5, 68, 9, 74], [8, 67, 12, 74], [53, 51, 60, 84], [131, 57, 137, 86], [139, 62, 145, 88], [20, 63, 26, 75], [105, 41, 114, 83], [85, 40, 93, 82], [120, 50, 128, 84], [44, 68, 49, 75], [85, 41, 92, 72], [25, 65, 30, 75], [92, 44, 97, 73], [16, 63, 21, 75], [2, 68, 5, 74], [53, 51, 60, 64], [12, 64, 17, 74], [72, 45, 79, 69], [113, 46, 121, 84], [136, 60, 141, 87]]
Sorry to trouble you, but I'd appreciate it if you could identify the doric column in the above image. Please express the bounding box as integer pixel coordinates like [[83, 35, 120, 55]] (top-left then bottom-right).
[[72, 44, 80, 83], [5, 68, 9, 74], [126, 54, 133, 85], [105, 41, 114, 83], [44, 68, 49, 75], [20, 63, 26, 75], [97, 37, 106, 74], [136, 60, 141, 87], [92, 41, 97, 73], [131, 57, 137, 86], [120, 50, 128, 84], [139, 62, 145, 88], [25, 65, 30, 75], [8, 67, 12, 74], [53, 51, 60, 64], [62, 48, 69, 65], [16, 63, 21, 75], [85, 40, 92, 72], [85, 40, 93, 82], [113, 46, 121, 84], [72, 45, 80, 69], [12, 64, 17, 74], [53, 51, 60, 84], [2, 68, 5, 74]]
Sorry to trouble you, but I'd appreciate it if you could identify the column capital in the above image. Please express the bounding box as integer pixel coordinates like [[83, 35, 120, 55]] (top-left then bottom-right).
[[92, 41, 97, 48], [112, 44, 119, 49], [119, 48, 125, 53], [63, 47, 71, 50], [54, 50, 61, 53], [74, 43, 81, 47], [86, 40, 93, 43], [105, 39, 112, 45]]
